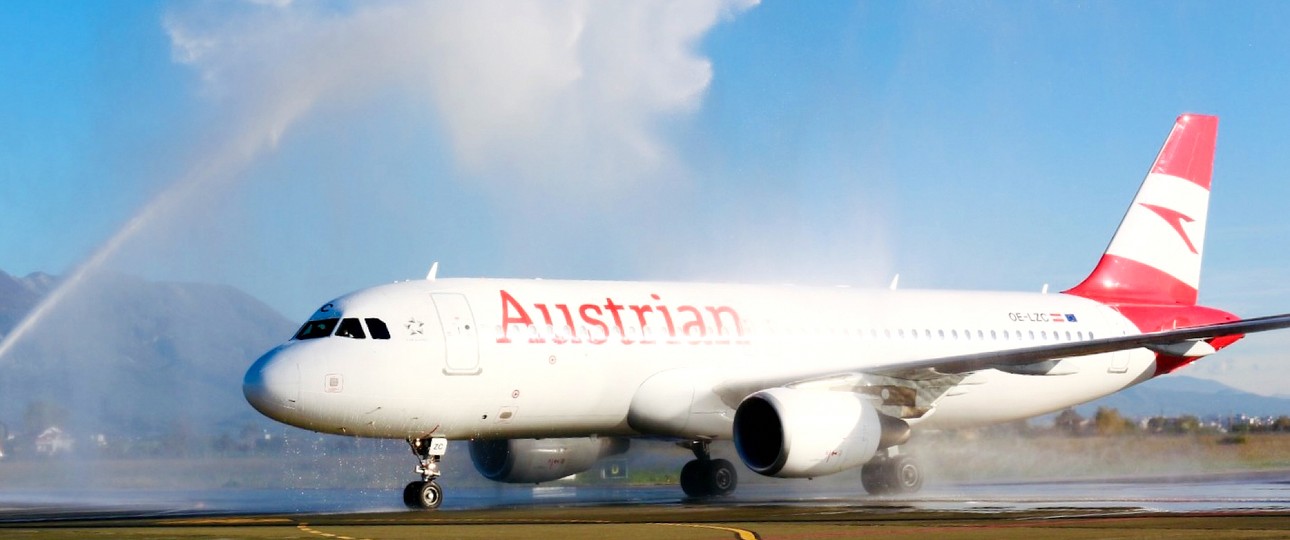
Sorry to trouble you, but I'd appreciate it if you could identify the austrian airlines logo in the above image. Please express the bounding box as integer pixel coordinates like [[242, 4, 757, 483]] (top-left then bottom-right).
[[1139, 203, 1198, 254]]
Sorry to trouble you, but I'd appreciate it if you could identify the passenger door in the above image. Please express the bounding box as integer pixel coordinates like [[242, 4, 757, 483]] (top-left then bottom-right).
[[432, 293, 481, 375]]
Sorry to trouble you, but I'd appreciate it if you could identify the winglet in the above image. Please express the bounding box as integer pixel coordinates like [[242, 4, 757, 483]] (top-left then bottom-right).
[[1066, 114, 1218, 306]]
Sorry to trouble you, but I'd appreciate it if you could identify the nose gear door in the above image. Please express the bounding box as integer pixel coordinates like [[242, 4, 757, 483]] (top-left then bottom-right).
[[432, 293, 481, 375]]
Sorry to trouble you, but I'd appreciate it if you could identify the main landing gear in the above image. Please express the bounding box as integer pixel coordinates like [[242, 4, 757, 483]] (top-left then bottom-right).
[[678, 440, 737, 498], [860, 449, 924, 495], [403, 437, 448, 509]]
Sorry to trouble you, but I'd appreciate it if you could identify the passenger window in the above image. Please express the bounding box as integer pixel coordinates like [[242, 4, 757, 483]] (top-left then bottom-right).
[[366, 318, 391, 340], [336, 318, 366, 339], [294, 318, 339, 340]]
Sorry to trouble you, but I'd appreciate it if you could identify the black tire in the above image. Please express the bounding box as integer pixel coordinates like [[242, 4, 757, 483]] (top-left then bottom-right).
[[708, 459, 738, 496], [403, 481, 426, 508], [680, 459, 708, 497], [420, 480, 444, 509], [404, 480, 443, 510], [860, 462, 890, 495], [889, 456, 923, 494]]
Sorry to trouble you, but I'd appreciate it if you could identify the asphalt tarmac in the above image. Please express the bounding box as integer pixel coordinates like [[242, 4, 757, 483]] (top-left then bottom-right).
[[3, 470, 1290, 538]]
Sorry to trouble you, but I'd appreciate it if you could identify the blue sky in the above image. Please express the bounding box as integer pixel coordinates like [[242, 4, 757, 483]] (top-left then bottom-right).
[[2, 1, 1290, 393]]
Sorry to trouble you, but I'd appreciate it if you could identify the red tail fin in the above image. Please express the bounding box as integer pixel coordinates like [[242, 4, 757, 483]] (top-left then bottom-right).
[[1066, 114, 1217, 306]]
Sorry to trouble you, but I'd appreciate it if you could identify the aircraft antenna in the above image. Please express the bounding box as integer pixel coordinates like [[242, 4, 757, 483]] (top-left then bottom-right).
[[426, 262, 439, 281], [889, 274, 900, 291]]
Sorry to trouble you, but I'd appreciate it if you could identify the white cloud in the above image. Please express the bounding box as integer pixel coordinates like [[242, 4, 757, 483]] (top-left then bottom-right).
[[164, 0, 757, 194]]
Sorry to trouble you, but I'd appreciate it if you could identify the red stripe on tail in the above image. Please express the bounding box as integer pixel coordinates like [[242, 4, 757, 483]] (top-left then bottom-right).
[[1067, 254, 1198, 305]]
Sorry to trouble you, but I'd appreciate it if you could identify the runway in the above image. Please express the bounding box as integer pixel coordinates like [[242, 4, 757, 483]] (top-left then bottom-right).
[[3, 470, 1290, 538]]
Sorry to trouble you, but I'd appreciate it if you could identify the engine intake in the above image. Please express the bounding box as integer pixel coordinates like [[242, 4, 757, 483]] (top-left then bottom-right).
[[733, 387, 909, 478]]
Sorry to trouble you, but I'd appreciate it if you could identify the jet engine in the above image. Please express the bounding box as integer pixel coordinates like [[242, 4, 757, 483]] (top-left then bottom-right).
[[468, 437, 630, 484], [732, 387, 910, 478]]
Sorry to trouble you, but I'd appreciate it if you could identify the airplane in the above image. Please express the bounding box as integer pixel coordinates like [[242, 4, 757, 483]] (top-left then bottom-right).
[[243, 113, 1290, 509]]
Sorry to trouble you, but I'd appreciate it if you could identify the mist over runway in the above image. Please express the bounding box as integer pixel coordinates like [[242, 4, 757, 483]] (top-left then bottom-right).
[[4, 469, 1290, 521]]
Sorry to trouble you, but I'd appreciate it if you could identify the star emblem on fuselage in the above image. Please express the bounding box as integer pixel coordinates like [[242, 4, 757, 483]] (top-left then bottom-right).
[[1139, 203, 1198, 254], [406, 318, 425, 336]]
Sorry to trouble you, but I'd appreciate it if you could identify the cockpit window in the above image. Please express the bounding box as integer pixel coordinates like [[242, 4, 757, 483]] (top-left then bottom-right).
[[292, 316, 392, 341], [366, 318, 391, 340], [336, 318, 367, 339], [295, 318, 339, 340]]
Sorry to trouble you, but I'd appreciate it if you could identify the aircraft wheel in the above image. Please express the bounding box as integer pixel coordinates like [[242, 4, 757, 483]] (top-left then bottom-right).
[[889, 455, 923, 494], [680, 459, 708, 497], [403, 480, 426, 508], [860, 462, 890, 495], [708, 458, 738, 496], [404, 480, 443, 510]]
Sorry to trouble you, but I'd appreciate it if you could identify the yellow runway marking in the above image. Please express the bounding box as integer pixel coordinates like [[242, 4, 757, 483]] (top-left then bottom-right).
[[654, 522, 760, 540], [297, 522, 368, 540]]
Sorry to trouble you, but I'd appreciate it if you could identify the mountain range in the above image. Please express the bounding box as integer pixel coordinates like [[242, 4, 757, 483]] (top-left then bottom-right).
[[0, 270, 294, 439], [1076, 374, 1290, 419]]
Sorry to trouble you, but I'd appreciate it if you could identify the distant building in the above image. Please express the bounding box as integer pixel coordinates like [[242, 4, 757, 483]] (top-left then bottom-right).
[[35, 427, 73, 455]]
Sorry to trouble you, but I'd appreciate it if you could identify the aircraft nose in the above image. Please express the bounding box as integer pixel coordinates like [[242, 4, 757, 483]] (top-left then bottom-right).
[[243, 347, 301, 420]]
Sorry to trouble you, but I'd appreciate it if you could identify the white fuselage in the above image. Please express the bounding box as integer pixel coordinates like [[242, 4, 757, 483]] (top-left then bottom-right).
[[245, 278, 1154, 441]]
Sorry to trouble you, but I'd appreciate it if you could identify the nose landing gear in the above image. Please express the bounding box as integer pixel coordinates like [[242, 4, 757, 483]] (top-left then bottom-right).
[[403, 437, 448, 509]]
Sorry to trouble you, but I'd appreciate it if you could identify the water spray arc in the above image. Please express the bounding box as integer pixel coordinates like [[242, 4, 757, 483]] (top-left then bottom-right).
[[0, 124, 298, 364], [1, 0, 752, 364]]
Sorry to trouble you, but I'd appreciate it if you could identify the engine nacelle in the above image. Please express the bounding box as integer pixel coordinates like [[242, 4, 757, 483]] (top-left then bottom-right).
[[733, 387, 908, 478], [469, 437, 629, 484]]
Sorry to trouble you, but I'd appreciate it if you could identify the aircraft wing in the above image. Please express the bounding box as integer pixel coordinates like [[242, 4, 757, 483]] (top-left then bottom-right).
[[712, 313, 1290, 407], [867, 312, 1290, 378]]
